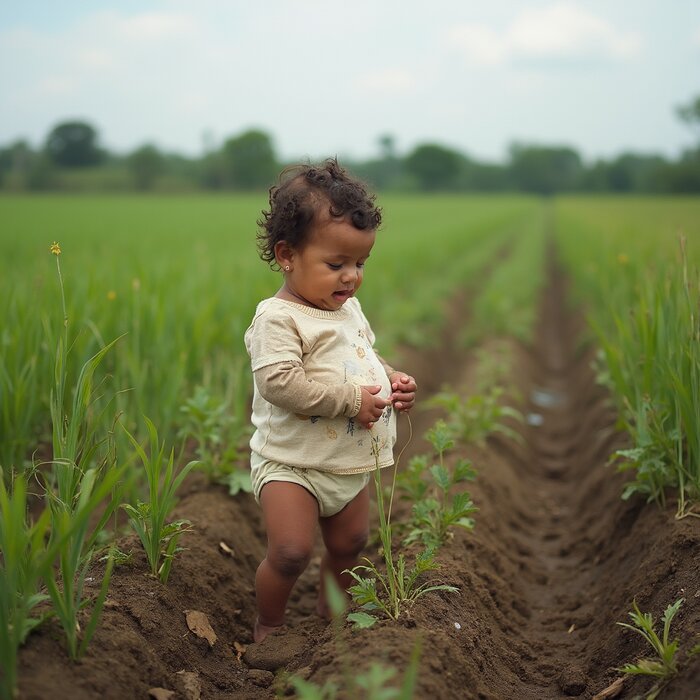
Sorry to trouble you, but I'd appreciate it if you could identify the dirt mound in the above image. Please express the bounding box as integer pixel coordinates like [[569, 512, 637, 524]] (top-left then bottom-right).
[[17, 269, 700, 699]]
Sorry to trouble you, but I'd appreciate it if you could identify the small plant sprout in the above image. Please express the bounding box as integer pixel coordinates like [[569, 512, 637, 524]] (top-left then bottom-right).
[[617, 598, 684, 698], [122, 417, 199, 583], [429, 386, 523, 447], [177, 380, 252, 495], [402, 420, 478, 549], [0, 476, 51, 699], [345, 434, 458, 628]]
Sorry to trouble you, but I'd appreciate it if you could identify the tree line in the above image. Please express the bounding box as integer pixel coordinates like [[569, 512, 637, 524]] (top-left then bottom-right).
[[2, 96, 699, 194]]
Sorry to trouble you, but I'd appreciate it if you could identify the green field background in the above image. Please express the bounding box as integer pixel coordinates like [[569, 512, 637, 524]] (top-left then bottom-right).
[[2, 194, 699, 476]]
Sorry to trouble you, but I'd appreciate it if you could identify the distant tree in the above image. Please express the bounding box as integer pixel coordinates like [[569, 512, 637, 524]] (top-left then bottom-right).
[[404, 143, 463, 191], [221, 129, 277, 189], [608, 153, 667, 192], [378, 133, 397, 160], [26, 154, 58, 190], [45, 120, 103, 168], [655, 150, 700, 193], [0, 140, 32, 187], [127, 144, 165, 190], [508, 144, 582, 194], [463, 161, 511, 192], [676, 95, 700, 141]]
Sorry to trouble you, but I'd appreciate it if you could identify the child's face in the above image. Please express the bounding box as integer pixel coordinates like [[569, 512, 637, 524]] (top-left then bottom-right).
[[277, 212, 375, 311]]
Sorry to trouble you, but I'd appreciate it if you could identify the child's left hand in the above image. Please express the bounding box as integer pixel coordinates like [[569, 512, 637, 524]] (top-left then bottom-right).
[[388, 372, 417, 412]]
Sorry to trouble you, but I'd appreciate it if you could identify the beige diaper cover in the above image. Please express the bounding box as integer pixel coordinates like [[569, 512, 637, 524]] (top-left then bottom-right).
[[250, 452, 371, 517]]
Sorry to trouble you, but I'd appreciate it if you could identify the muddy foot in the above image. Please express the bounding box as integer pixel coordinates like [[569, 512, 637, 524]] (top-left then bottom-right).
[[243, 629, 308, 672], [253, 618, 284, 643]]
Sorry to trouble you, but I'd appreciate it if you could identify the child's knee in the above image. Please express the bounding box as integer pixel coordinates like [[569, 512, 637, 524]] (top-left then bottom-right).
[[329, 529, 368, 559], [269, 542, 313, 578]]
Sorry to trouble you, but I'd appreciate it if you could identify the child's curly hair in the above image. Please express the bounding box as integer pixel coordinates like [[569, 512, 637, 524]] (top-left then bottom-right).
[[256, 158, 382, 269]]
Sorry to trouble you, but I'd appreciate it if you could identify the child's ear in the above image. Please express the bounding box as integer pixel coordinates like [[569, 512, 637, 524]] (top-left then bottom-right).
[[274, 241, 294, 270]]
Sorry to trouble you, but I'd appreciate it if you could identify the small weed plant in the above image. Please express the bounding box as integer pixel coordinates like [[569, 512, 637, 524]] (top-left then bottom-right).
[[344, 433, 458, 628], [177, 380, 252, 495], [398, 421, 477, 549], [0, 476, 52, 699], [429, 386, 523, 447], [617, 598, 685, 699], [122, 417, 199, 583]]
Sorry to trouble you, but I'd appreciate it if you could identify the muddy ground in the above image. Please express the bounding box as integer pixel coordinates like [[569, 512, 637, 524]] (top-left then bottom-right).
[[17, 266, 700, 700]]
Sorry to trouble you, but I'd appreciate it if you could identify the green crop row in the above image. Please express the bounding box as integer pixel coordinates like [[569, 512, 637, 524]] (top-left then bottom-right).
[[554, 196, 700, 515]]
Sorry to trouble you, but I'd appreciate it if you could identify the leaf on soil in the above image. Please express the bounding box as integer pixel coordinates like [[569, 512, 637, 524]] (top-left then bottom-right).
[[591, 677, 624, 700], [148, 688, 175, 700], [184, 610, 217, 647], [218, 541, 235, 557], [176, 670, 201, 700], [347, 611, 377, 628], [233, 641, 247, 661]]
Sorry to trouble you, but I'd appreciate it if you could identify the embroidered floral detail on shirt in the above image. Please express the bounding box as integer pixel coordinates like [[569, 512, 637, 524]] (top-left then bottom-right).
[[295, 414, 322, 422], [327, 427, 337, 440], [383, 405, 392, 426], [346, 418, 355, 436]]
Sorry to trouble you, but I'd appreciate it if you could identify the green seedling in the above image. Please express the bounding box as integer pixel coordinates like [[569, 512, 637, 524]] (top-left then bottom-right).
[[429, 386, 523, 447], [177, 384, 252, 495], [345, 434, 458, 627], [0, 476, 52, 699], [617, 598, 684, 699], [122, 417, 199, 583], [401, 421, 477, 549], [43, 459, 126, 660]]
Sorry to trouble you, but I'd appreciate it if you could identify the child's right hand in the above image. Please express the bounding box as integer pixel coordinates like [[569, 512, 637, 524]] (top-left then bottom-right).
[[357, 385, 390, 429]]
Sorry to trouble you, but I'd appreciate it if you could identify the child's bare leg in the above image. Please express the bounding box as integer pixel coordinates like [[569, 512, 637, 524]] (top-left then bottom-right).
[[255, 482, 319, 642], [317, 485, 370, 618]]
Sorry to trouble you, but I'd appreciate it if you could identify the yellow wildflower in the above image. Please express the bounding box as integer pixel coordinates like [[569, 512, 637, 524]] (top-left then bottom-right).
[[107, 290, 117, 301], [617, 253, 629, 265], [50, 241, 61, 256]]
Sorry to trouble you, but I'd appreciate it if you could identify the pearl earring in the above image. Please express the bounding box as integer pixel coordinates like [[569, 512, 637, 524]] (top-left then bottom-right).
[[284, 265, 290, 271]]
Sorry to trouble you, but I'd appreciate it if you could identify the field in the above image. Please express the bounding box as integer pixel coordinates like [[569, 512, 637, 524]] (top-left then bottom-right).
[[1, 194, 700, 700]]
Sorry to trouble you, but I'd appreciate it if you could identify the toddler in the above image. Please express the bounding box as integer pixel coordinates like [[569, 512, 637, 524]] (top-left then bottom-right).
[[245, 158, 417, 642]]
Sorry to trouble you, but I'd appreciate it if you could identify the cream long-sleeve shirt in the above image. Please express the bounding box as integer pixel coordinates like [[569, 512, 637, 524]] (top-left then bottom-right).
[[244, 296, 396, 474]]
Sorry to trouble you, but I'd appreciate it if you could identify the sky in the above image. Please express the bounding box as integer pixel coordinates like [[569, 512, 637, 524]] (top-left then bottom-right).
[[1, 1, 699, 164]]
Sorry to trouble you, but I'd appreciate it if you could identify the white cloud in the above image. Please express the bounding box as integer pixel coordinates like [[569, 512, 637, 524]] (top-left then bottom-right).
[[118, 12, 194, 41], [354, 68, 417, 94], [448, 2, 642, 67]]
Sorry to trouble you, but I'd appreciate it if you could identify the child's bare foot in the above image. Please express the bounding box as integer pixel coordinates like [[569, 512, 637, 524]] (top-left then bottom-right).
[[253, 618, 283, 643]]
